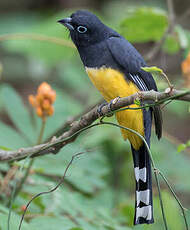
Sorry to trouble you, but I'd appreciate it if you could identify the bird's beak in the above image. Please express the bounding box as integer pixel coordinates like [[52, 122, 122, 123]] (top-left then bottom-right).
[[57, 17, 74, 30]]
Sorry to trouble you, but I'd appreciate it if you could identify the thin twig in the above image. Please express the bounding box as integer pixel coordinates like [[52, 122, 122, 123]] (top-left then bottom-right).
[[159, 170, 189, 230], [154, 169, 169, 230], [145, 26, 171, 61], [18, 151, 86, 230], [0, 33, 75, 48], [161, 72, 174, 90], [37, 119, 46, 145], [178, 9, 190, 24], [145, 0, 176, 61], [167, 0, 176, 29]]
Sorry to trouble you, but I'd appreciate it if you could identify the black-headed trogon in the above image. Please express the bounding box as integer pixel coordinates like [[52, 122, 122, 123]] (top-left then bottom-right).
[[58, 10, 162, 225]]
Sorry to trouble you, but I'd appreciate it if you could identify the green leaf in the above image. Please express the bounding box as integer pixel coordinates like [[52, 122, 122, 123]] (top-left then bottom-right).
[[34, 143, 108, 194], [141, 66, 163, 74], [0, 145, 11, 150], [134, 99, 141, 106], [0, 162, 9, 171], [29, 216, 76, 230], [154, 192, 184, 229], [0, 121, 28, 148], [2, 11, 76, 66], [0, 12, 40, 35], [177, 140, 190, 152], [1, 84, 38, 144], [162, 34, 180, 54], [177, 143, 186, 152], [120, 7, 168, 43], [151, 134, 190, 192], [167, 100, 189, 118]]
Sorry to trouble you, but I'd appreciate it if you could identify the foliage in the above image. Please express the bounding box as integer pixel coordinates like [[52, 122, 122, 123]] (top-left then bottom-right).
[[0, 11, 76, 66], [119, 7, 168, 43], [178, 140, 190, 152], [0, 2, 189, 230], [119, 7, 190, 55]]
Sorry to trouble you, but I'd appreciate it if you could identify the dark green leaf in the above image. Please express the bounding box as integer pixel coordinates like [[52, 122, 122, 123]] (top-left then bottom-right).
[[1, 84, 37, 144], [0, 121, 27, 148]]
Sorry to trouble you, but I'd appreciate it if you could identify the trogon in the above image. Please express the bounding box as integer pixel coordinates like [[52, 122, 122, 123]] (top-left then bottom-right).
[[58, 10, 162, 225]]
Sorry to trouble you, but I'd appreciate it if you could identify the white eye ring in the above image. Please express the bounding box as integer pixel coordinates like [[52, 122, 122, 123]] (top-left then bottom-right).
[[77, 25, 87, 33]]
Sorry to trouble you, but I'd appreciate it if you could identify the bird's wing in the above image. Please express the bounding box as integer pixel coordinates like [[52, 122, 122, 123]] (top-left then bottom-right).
[[107, 36, 162, 139], [106, 36, 157, 91]]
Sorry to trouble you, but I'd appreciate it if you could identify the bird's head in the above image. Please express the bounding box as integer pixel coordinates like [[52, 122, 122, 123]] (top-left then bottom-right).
[[58, 10, 117, 47]]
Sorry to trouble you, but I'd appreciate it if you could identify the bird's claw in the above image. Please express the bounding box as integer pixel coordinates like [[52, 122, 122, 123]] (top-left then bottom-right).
[[97, 97, 120, 118], [97, 103, 107, 117]]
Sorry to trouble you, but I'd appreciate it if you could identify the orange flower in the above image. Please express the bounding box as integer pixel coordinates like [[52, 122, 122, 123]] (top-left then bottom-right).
[[28, 82, 56, 120], [181, 53, 190, 87]]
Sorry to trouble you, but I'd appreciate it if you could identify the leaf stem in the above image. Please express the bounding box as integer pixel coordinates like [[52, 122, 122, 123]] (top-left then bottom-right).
[[162, 72, 174, 90], [13, 119, 46, 199], [37, 119, 46, 145]]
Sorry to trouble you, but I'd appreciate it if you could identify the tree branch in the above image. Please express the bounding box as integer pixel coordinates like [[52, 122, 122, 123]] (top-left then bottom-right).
[[0, 89, 189, 162]]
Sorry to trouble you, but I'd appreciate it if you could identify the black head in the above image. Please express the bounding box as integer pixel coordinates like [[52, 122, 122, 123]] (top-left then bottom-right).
[[58, 10, 118, 47]]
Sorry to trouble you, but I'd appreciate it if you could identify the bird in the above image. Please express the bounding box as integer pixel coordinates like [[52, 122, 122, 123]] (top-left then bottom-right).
[[58, 10, 162, 225]]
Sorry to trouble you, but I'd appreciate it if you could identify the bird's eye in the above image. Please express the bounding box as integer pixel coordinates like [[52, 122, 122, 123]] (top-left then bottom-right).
[[77, 25, 87, 33]]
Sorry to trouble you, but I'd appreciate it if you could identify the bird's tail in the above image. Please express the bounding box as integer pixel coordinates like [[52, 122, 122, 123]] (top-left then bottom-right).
[[131, 143, 154, 225]]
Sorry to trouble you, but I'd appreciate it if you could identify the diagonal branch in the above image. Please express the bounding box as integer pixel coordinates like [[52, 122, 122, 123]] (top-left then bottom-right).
[[0, 89, 189, 162]]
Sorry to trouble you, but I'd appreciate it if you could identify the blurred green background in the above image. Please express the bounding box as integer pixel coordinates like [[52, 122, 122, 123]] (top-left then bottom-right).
[[0, 0, 190, 229]]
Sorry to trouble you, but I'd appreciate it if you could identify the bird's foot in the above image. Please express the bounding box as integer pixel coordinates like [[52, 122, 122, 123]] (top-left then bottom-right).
[[97, 103, 108, 117], [97, 97, 120, 117]]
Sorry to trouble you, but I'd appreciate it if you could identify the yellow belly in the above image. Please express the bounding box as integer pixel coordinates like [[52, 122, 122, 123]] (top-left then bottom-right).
[[86, 67, 144, 150]]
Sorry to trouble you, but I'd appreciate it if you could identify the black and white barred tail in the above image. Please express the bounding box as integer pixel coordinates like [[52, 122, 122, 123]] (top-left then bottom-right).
[[131, 143, 153, 225]]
